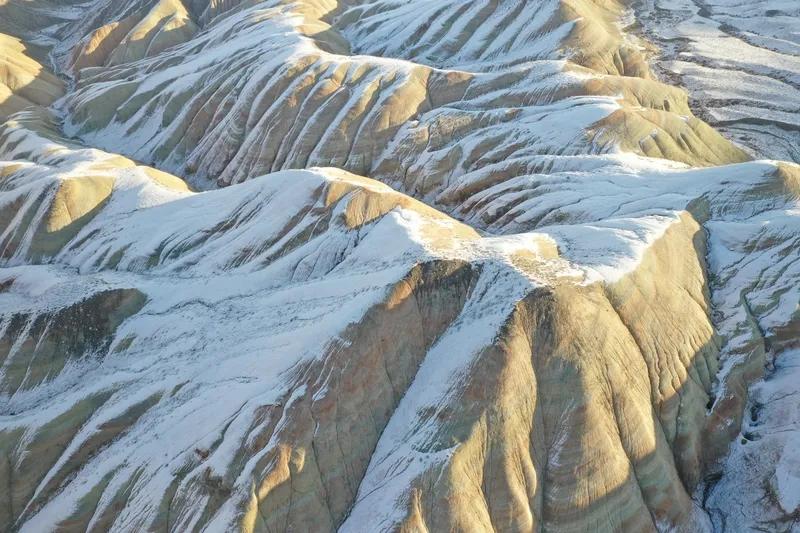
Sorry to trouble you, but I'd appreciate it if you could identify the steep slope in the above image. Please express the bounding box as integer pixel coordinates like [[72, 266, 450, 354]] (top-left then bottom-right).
[[2, 104, 800, 533], [0, 0, 799, 532], [0, 34, 63, 118], [700, 162, 800, 531], [0, 112, 485, 531], [57, 0, 747, 197], [68, 0, 198, 72]]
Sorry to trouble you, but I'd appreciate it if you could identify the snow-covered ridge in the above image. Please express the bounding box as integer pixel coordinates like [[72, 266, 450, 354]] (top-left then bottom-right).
[[55, 0, 746, 198], [2, 102, 798, 532], [0, 0, 799, 531]]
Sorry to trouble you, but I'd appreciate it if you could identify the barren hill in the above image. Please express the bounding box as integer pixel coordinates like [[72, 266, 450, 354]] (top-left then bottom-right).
[[0, 1, 798, 531]]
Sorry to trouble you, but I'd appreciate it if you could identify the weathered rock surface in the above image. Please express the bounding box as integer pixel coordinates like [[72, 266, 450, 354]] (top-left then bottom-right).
[[57, 0, 749, 196], [0, 0, 798, 532], [634, 0, 800, 163]]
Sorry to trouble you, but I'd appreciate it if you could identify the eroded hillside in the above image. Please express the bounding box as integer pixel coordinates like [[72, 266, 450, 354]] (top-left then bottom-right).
[[0, 0, 798, 532]]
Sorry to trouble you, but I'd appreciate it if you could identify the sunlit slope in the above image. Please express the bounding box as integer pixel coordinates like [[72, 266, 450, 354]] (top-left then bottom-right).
[[0, 0, 798, 531], [1, 103, 799, 530], [0, 34, 63, 118], [59, 0, 747, 197]]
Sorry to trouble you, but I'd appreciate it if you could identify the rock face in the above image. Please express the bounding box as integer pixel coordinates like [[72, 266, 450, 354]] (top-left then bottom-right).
[[0, 1, 798, 532]]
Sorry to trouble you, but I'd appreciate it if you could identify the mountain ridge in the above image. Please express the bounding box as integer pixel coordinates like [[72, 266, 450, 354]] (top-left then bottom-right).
[[0, 0, 798, 531]]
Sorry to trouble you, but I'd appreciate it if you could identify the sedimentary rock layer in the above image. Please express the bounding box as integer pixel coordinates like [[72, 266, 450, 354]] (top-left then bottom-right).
[[0, 0, 798, 531]]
